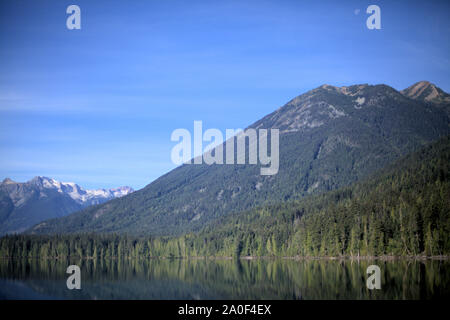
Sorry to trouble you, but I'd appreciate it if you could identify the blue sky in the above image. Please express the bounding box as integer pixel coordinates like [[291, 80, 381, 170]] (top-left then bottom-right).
[[0, 0, 449, 189]]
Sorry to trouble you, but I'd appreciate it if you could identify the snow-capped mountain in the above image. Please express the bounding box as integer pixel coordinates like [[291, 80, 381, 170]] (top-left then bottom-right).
[[0, 176, 134, 235], [27, 176, 134, 206]]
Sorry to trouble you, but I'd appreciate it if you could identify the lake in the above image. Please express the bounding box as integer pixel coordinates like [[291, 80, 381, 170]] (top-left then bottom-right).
[[0, 258, 448, 299]]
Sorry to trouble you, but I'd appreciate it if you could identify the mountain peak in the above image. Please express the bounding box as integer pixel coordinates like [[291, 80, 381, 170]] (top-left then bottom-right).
[[1, 178, 16, 185], [314, 83, 375, 97], [0, 176, 135, 235], [252, 83, 400, 134], [2, 176, 134, 204], [401, 81, 450, 104], [110, 186, 135, 196], [318, 84, 338, 90], [30, 176, 57, 188], [27, 82, 450, 236]]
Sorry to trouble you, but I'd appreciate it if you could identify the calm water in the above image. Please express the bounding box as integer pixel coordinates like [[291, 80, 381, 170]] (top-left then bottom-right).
[[0, 258, 448, 299]]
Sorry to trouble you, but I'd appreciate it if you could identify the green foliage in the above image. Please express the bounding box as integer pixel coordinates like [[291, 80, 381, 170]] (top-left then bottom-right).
[[194, 136, 450, 257], [195, 137, 450, 256], [2, 136, 449, 258]]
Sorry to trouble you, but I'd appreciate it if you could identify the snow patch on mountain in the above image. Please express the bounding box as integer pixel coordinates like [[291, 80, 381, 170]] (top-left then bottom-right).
[[3, 176, 134, 206]]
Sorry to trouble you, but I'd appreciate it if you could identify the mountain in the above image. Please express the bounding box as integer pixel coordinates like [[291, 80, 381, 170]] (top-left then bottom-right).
[[401, 81, 450, 118], [401, 81, 450, 106], [0, 177, 133, 235], [6, 136, 450, 258], [29, 82, 450, 236], [191, 135, 450, 257]]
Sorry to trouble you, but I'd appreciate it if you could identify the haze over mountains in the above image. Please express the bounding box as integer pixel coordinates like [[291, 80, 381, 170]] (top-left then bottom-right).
[[0, 177, 133, 235], [27, 81, 450, 236]]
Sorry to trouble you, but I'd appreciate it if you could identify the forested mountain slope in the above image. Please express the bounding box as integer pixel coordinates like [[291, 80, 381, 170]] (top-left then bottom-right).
[[191, 135, 450, 257], [28, 82, 450, 236], [3, 136, 449, 258]]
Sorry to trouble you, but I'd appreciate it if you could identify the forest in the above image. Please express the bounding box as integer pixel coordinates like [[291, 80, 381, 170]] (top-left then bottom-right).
[[0, 136, 449, 259]]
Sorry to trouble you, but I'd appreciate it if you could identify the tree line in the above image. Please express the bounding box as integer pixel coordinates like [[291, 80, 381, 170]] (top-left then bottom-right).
[[1, 136, 449, 258]]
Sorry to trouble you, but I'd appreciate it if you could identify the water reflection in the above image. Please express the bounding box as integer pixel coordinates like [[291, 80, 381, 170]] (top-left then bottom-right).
[[0, 258, 448, 299]]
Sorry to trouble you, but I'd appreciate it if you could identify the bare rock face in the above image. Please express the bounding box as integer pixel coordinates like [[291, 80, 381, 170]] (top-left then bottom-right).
[[401, 81, 450, 104], [401, 81, 450, 118]]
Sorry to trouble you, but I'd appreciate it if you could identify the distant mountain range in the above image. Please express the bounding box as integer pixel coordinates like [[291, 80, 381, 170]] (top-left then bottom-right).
[[29, 81, 450, 236], [0, 177, 133, 235]]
